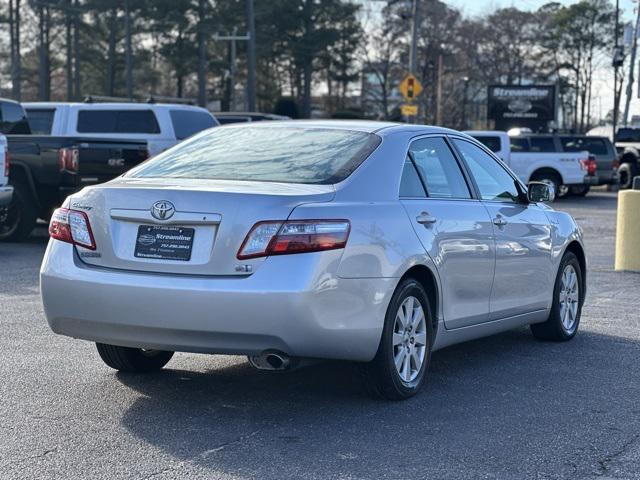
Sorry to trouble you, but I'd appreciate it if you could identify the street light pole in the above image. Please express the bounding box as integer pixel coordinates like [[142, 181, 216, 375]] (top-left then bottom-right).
[[461, 76, 469, 130], [124, 0, 133, 100], [246, 0, 256, 112], [409, 0, 420, 74], [613, 0, 620, 138], [436, 51, 443, 125], [623, 0, 640, 126], [408, 0, 421, 123]]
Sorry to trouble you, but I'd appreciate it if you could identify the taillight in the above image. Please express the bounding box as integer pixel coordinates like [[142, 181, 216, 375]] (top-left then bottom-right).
[[580, 157, 597, 176], [58, 147, 79, 173], [612, 158, 620, 171], [237, 220, 350, 260], [49, 208, 96, 250]]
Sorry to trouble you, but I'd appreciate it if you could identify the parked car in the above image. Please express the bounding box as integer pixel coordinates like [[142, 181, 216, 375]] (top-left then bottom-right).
[[0, 98, 148, 241], [23, 101, 218, 156], [214, 111, 289, 125], [467, 131, 596, 199], [0, 134, 12, 210], [588, 125, 639, 189], [41, 122, 586, 400], [508, 132, 619, 195]]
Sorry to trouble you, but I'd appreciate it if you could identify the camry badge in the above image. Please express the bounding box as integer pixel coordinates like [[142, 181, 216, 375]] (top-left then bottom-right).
[[151, 200, 175, 220]]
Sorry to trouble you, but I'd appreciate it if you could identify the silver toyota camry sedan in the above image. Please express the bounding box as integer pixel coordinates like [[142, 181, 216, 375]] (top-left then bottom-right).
[[40, 121, 586, 400]]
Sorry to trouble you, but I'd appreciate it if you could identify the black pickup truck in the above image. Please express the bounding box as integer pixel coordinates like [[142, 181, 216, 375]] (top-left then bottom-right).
[[0, 98, 148, 241]]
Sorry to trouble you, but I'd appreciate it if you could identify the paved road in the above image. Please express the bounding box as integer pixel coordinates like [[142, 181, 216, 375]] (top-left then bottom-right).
[[1, 190, 639, 480]]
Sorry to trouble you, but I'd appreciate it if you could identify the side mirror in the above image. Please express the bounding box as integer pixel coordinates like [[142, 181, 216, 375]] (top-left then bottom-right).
[[528, 181, 555, 203]]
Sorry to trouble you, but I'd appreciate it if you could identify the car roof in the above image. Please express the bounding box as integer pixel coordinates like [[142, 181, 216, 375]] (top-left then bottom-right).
[[218, 119, 461, 136], [22, 102, 208, 111]]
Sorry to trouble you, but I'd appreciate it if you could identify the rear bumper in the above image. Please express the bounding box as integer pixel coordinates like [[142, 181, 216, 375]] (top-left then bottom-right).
[[595, 171, 619, 186], [0, 185, 13, 207], [40, 241, 394, 362], [583, 175, 600, 186]]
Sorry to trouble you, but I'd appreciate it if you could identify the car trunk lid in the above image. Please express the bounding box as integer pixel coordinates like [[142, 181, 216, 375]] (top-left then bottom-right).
[[70, 177, 335, 276]]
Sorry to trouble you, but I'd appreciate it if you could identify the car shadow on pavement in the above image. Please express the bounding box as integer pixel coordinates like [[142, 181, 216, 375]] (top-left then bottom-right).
[[115, 326, 640, 479]]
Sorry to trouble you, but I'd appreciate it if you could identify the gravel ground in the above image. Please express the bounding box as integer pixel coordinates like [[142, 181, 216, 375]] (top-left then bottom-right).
[[0, 189, 639, 480]]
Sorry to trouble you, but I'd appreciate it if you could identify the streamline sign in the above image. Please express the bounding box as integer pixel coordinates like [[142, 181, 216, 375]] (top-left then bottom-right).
[[488, 85, 557, 131]]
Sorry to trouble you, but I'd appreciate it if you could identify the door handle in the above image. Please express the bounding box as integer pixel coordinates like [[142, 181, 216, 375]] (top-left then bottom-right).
[[416, 211, 437, 225], [493, 215, 507, 227]]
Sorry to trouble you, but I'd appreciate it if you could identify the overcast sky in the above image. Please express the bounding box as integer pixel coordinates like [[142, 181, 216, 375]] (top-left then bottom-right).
[[446, 0, 636, 19]]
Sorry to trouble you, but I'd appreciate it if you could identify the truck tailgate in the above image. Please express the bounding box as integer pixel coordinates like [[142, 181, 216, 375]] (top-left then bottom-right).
[[73, 139, 149, 185]]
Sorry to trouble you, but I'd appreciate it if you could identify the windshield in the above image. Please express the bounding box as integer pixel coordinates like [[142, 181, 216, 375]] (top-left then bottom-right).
[[127, 126, 381, 184]]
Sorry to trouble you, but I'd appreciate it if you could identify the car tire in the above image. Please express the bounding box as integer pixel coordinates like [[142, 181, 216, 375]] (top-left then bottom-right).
[[569, 185, 590, 196], [359, 278, 434, 400], [618, 162, 639, 190], [531, 251, 583, 341], [96, 343, 174, 372], [0, 182, 38, 242], [531, 172, 565, 200]]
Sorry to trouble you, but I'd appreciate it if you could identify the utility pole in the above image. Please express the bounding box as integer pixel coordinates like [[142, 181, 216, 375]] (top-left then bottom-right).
[[436, 51, 443, 125], [408, 0, 421, 123], [623, 1, 640, 126], [73, 4, 80, 99], [37, 4, 48, 101], [246, 0, 256, 112], [229, 27, 238, 110], [461, 76, 469, 130], [197, 0, 207, 107], [613, 0, 621, 139], [65, 0, 73, 100], [213, 30, 250, 110], [409, 0, 420, 74], [124, 0, 133, 100]]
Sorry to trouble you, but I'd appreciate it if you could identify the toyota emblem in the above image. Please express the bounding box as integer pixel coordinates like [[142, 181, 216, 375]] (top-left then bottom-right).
[[151, 200, 175, 220]]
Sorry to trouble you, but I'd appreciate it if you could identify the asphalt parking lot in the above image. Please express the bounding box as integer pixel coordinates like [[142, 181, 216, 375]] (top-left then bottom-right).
[[1, 189, 639, 480]]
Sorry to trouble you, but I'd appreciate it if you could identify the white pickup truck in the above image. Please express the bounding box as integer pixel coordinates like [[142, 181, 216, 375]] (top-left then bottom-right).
[[466, 131, 595, 198], [0, 134, 11, 208], [23, 102, 218, 157]]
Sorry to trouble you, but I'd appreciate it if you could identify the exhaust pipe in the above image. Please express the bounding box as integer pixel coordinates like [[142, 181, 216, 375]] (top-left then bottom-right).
[[248, 351, 292, 371]]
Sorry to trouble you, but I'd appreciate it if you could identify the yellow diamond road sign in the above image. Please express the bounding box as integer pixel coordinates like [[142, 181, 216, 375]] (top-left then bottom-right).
[[399, 74, 423, 100]]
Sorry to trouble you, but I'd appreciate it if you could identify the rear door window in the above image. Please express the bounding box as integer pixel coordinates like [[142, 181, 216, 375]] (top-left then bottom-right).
[[509, 137, 529, 152], [0, 101, 31, 134], [170, 110, 217, 140], [399, 160, 426, 197], [407, 137, 471, 199], [529, 137, 556, 152], [26, 109, 56, 134], [473, 136, 502, 153], [77, 110, 160, 134]]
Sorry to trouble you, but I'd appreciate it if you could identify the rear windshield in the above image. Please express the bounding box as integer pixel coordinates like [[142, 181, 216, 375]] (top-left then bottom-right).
[[77, 110, 160, 134], [26, 108, 55, 134], [615, 128, 640, 142], [127, 126, 381, 184], [169, 109, 217, 140], [472, 136, 501, 153], [560, 136, 608, 155]]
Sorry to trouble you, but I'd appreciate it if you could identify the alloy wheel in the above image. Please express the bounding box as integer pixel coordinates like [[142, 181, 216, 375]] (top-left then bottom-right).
[[559, 264, 579, 332], [392, 296, 427, 383]]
